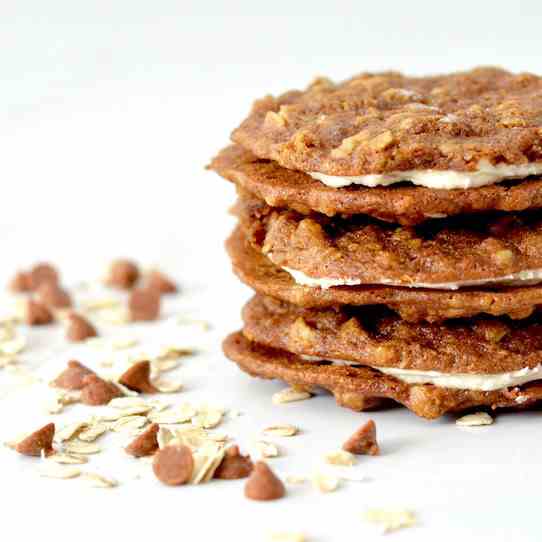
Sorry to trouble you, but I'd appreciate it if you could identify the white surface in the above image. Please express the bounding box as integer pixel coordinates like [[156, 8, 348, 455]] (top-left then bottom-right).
[[1, 2, 542, 541]]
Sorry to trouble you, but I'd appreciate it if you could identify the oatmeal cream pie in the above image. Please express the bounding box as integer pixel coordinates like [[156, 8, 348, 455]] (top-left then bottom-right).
[[209, 144, 542, 226], [234, 195, 542, 290], [226, 226, 542, 322], [232, 67, 542, 185], [222, 295, 542, 418]]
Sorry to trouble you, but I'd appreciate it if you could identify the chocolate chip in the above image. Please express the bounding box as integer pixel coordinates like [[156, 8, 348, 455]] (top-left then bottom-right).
[[244, 461, 285, 501], [118, 360, 158, 394], [125, 423, 160, 457], [106, 260, 140, 289], [66, 313, 97, 342], [129, 288, 160, 321], [37, 283, 72, 309], [152, 444, 194, 486], [342, 419, 380, 456], [25, 299, 54, 326], [213, 445, 253, 480], [15, 423, 55, 457], [8, 271, 31, 293], [80, 375, 123, 406], [29, 263, 59, 291], [146, 270, 178, 294], [51, 360, 95, 390]]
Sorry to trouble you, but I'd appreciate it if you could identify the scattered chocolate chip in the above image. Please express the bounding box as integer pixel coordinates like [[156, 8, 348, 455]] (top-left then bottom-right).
[[25, 299, 54, 326], [106, 260, 140, 289], [51, 360, 95, 390], [152, 444, 194, 485], [244, 461, 285, 501], [146, 270, 178, 294], [8, 271, 31, 293], [125, 423, 160, 457], [118, 360, 158, 393], [80, 374, 123, 406], [342, 419, 380, 456], [15, 423, 55, 457], [29, 263, 59, 291], [214, 445, 253, 480], [66, 313, 97, 342], [37, 282, 72, 309], [129, 288, 161, 321]]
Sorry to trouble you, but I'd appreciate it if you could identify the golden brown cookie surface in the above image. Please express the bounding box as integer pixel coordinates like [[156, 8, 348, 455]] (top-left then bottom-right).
[[232, 68, 542, 176], [223, 331, 542, 420]]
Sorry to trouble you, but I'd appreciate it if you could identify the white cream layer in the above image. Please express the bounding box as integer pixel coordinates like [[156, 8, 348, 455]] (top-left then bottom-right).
[[301, 355, 542, 391], [282, 265, 542, 291], [309, 160, 542, 190]]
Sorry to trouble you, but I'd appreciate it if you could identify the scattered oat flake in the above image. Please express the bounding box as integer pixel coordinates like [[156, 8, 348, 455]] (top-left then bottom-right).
[[192, 408, 223, 429], [190, 444, 225, 484], [56, 422, 88, 442], [78, 423, 108, 442], [285, 475, 306, 485], [48, 453, 88, 465], [153, 377, 183, 393], [253, 440, 280, 459], [268, 533, 306, 542], [111, 337, 138, 350], [456, 412, 494, 427], [312, 472, 340, 493], [81, 472, 118, 488], [263, 424, 298, 437], [157, 345, 194, 360], [64, 441, 102, 455], [324, 450, 356, 467], [110, 415, 147, 433], [176, 316, 210, 331], [39, 462, 81, 479], [363, 508, 417, 534], [109, 396, 148, 409], [81, 298, 120, 311], [272, 387, 312, 405]]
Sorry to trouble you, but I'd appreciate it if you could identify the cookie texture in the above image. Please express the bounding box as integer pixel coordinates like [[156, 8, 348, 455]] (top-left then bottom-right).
[[224, 331, 542, 419], [226, 227, 542, 322], [210, 145, 542, 226], [242, 295, 542, 374], [232, 67, 542, 176], [235, 195, 542, 287]]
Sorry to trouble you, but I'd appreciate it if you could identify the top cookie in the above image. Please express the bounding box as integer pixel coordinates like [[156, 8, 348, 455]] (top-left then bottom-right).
[[232, 67, 542, 177]]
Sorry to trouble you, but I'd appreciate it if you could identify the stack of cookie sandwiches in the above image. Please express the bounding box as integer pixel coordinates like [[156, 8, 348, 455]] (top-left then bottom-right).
[[210, 67, 542, 419]]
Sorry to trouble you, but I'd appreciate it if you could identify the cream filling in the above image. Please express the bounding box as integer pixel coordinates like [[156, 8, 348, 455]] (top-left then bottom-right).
[[281, 265, 542, 291], [301, 355, 542, 391], [309, 160, 542, 190]]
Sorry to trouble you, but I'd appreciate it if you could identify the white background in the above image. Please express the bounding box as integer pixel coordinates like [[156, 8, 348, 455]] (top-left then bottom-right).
[[1, 2, 542, 541]]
